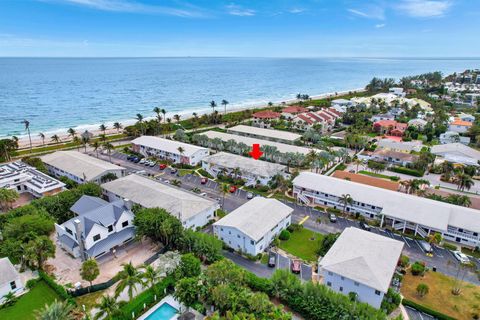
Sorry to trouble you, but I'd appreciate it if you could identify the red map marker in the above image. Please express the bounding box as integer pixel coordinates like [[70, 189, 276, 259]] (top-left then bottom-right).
[[249, 144, 263, 160]]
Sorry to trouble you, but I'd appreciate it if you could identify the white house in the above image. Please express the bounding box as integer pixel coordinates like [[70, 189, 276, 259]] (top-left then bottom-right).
[[0, 258, 24, 303], [389, 87, 406, 98], [131, 136, 209, 166], [293, 172, 480, 247], [102, 174, 218, 229], [431, 143, 480, 166], [213, 198, 292, 255], [457, 113, 475, 123], [439, 132, 470, 145], [407, 118, 427, 130], [319, 227, 403, 309], [55, 195, 135, 260], [448, 118, 473, 134], [227, 125, 302, 145], [376, 139, 423, 153], [202, 152, 288, 186], [371, 114, 395, 122], [42, 151, 126, 184], [0, 161, 65, 198]]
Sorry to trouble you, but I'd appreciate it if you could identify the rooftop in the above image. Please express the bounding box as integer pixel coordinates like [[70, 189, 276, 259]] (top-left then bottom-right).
[[42, 151, 124, 181], [332, 171, 399, 191], [319, 227, 403, 293], [101, 174, 218, 222], [450, 119, 473, 127], [228, 125, 301, 142], [431, 143, 480, 161], [293, 172, 480, 233], [0, 257, 19, 287], [252, 110, 281, 119], [131, 136, 207, 156], [372, 149, 419, 162], [282, 106, 308, 114], [376, 139, 423, 152], [214, 197, 293, 241], [200, 131, 313, 155]]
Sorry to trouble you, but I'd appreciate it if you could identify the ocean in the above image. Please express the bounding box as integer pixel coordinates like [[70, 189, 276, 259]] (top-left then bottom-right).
[[0, 57, 479, 138]]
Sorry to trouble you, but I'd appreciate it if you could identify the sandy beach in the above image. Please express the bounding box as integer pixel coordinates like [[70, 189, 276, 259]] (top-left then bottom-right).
[[14, 87, 364, 149]]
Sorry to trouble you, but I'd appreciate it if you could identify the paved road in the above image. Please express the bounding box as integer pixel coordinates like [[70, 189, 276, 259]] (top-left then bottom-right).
[[405, 306, 436, 320], [98, 150, 480, 285]]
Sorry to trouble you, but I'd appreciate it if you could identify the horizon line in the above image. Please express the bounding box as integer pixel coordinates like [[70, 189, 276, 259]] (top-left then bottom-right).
[[1, 56, 480, 60]]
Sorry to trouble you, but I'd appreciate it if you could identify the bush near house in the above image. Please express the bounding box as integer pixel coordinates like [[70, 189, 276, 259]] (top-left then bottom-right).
[[411, 261, 426, 276], [389, 166, 424, 177], [279, 230, 291, 241], [197, 169, 214, 179]]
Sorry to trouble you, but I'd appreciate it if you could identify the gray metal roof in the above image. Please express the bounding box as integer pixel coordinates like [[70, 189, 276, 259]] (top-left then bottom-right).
[[227, 125, 301, 142], [58, 234, 78, 250], [86, 227, 135, 257], [0, 257, 19, 287], [70, 195, 108, 216], [320, 227, 403, 293], [431, 143, 480, 162], [214, 197, 293, 241]]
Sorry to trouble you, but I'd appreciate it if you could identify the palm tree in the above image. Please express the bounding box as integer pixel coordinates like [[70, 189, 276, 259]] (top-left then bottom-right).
[[153, 107, 162, 135], [142, 265, 161, 292], [161, 108, 167, 123], [23, 119, 32, 151], [177, 146, 185, 161], [35, 299, 74, 320], [50, 134, 60, 144], [103, 142, 114, 162], [38, 132, 46, 146], [455, 173, 474, 191], [67, 128, 76, 140], [221, 99, 229, 115], [220, 183, 229, 208], [210, 101, 217, 121], [115, 262, 145, 301], [339, 193, 353, 215], [171, 179, 182, 187], [81, 136, 90, 152], [99, 123, 107, 135], [72, 136, 81, 151], [173, 114, 181, 123], [93, 295, 121, 320], [113, 122, 122, 133], [90, 141, 100, 158]]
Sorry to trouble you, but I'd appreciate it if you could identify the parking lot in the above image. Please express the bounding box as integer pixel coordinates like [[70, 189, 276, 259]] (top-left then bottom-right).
[[99, 150, 480, 285]]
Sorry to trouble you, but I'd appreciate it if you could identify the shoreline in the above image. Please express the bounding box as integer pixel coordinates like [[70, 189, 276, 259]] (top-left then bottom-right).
[[11, 87, 365, 149]]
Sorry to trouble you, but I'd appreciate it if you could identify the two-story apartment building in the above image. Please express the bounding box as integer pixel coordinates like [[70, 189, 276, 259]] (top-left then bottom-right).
[[213, 198, 292, 255], [227, 125, 301, 145], [252, 110, 281, 128], [42, 151, 126, 184], [293, 172, 480, 247], [319, 227, 403, 309], [55, 195, 135, 260], [131, 136, 209, 166]]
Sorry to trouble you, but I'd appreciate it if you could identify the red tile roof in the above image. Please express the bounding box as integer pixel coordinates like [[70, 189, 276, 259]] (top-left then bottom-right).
[[282, 106, 308, 114], [296, 114, 314, 125], [327, 108, 343, 117], [307, 112, 325, 122], [252, 110, 281, 119]]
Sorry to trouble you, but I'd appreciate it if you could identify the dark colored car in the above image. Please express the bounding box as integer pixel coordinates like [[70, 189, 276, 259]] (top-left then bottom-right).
[[200, 177, 208, 184], [132, 157, 140, 163], [291, 259, 301, 274], [359, 221, 371, 231], [268, 252, 276, 268], [127, 155, 134, 161]]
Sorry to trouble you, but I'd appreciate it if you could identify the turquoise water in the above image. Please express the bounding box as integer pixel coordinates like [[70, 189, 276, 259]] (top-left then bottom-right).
[[1, 57, 479, 138], [145, 302, 178, 320]]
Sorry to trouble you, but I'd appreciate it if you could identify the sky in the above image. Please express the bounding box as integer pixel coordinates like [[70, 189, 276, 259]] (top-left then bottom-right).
[[0, 0, 479, 57]]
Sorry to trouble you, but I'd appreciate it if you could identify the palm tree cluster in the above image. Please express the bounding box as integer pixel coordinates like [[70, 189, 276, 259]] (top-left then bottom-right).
[[366, 77, 396, 92], [0, 138, 19, 161]]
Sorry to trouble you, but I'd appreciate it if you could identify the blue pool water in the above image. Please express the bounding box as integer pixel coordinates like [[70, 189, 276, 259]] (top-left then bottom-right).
[[145, 302, 178, 320]]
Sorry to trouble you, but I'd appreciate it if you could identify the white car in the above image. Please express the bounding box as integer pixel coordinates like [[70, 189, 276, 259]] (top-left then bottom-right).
[[453, 251, 470, 264]]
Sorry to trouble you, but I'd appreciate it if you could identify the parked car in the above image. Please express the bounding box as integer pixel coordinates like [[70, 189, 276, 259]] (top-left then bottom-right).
[[170, 168, 178, 174], [139, 159, 146, 164], [453, 251, 470, 264], [200, 192, 207, 197], [132, 157, 140, 163], [200, 177, 208, 184], [229, 185, 237, 193], [268, 252, 276, 267], [291, 259, 301, 274], [418, 240, 433, 254], [149, 161, 157, 167], [359, 221, 371, 231], [127, 155, 134, 161], [159, 163, 167, 170], [329, 214, 337, 223], [246, 192, 254, 199]]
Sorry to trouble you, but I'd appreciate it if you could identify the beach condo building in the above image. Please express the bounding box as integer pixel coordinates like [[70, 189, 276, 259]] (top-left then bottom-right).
[[42, 151, 126, 184], [131, 136, 209, 166], [227, 124, 302, 145], [0, 257, 24, 303], [202, 152, 288, 186], [318, 227, 403, 309], [213, 197, 293, 256], [0, 161, 65, 199], [54, 195, 135, 260], [102, 174, 218, 229], [281, 106, 308, 120], [252, 110, 281, 128], [293, 172, 480, 248]]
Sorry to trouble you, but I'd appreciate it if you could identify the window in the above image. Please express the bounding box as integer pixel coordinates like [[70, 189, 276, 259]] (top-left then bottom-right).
[[375, 290, 381, 295], [328, 271, 333, 276], [250, 240, 254, 245], [340, 276, 345, 280], [122, 221, 129, 228], [108, 225, 113, 232], [354, 282, 359, 287], [339, 286, 343, 292], [10, 281, 16, 290], [237, 235, 240, 239], [93, 234, 101, 242], [326, 282, 331, 287], [65, 227, 73, 235]]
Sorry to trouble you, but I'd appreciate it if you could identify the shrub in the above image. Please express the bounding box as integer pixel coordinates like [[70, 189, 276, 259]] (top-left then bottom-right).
[[39, 271, 76, 305], [197, 169, 214, 179], [245, 271, 273, 295], [390, 176, 401, 181], [326, 207, 341, 214], [381, 288, 401, 314], [416, 283, 429, 297], [287, 223, 303, 232], [25, 278, 40, 289], [399, 255, 410, 268], [411, 261, 426, 276], [442, 242, 457, 251], [279, 230, 291, 241], [389, 166, 424, 177]]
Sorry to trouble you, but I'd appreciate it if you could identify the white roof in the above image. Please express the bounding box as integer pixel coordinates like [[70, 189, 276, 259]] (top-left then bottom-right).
[[376, 139, 423, 152], [101, 174, 217, 222], [42, 151, 124, 181], [0, 257, 19, 287], [293, 172, 480, 233], [431, 143, 480, 162], [131, 136, 207, 157], [203, 152, 286, 178], [214, 197, 293, 241], [228, 125, 301, 143], [0, 161, 65, 193], [200, 131, 312, 155], [319, 227, 403, 293]]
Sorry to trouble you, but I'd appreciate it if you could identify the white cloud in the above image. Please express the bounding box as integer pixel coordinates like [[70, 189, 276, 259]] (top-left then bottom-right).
[[396, 0, 452, 18], [43, 0, 205, 17], [347, 6, 385, 20], [289, 8, 305, 14], [226, 4, 255, 16], [375, 23, 386, 28]]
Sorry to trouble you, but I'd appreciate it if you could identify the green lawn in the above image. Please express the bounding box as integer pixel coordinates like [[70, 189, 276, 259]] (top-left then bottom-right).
[[0, 281, 62, 320], [358, 170, 399, 181], [278, 228, 323, 262]]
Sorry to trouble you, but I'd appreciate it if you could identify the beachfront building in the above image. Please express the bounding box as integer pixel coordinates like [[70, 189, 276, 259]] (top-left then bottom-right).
[[252, 110, 281, 128], [439, 131, 470, 145], [42, 151, 126, 184], [331, 99, 354, 113], [0, 161, 65, 199], [389, 87, 406, 98], [431, 143, 480, 167], [318, 227, 403, 309], [227, 125, 302, 145], [202, 152, 288, 186], [281, 106, 308, 120], [54, 195, 135, 260], [292, 172, 480, 247], [376, 139, 423, 153], [291, 108, 341, 132], [102, 174, 218, 229], [448, 118, 473, 133], [371, 149, 418, 166], [373, 120, 407, 137], [0, 257, 24, 303], [131, 136, 209, 166], [213, 198, 293, 255]]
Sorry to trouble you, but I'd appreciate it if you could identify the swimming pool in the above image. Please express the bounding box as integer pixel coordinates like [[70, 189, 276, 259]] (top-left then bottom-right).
[[144, 302, 178, 320]]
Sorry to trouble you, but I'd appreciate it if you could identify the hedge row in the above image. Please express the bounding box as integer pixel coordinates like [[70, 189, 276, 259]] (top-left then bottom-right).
[[402, 299, 456, 320], [389, 167, 424, 177], [39, 271, 76, 305]]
